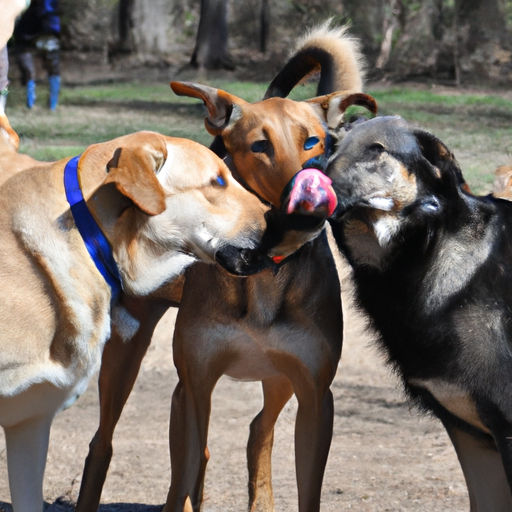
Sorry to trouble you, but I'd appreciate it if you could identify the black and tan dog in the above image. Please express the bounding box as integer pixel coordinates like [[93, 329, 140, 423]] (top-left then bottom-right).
[[311, 115, 512, 511]]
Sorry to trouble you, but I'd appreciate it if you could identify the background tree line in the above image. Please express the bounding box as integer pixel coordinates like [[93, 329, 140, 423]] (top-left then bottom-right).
[[57, 0, 512, 84]]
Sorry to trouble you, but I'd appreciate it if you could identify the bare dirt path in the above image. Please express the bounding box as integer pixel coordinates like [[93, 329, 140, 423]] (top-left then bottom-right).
[[0, 243, 469, 511]]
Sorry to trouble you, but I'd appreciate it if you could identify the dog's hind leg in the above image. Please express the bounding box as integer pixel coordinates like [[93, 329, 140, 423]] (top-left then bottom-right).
[[76, 298, 171, 512], [4, 414, 53, 512], [444, 422, 512, 511], [247, 374, 294, 512]]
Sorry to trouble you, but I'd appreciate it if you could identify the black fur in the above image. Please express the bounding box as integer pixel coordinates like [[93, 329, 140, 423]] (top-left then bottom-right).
[[263, 47, 336, 99], [326, 115, 512, 507]]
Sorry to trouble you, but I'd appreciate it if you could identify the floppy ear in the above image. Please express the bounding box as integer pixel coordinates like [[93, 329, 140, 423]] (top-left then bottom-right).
[[102, 143, 167, 216], [413, 129, 470, 192], [170, 81, 248, 136], [306, 91, 377, 129]]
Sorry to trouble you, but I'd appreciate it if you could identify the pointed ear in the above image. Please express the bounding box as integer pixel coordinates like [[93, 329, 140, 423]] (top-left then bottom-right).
[[306, 91, 377, 129], [170, 81, 248, 136], [413, 129, 469, 191], [0, 114, 20, 151], [102, 142, 167, 216]]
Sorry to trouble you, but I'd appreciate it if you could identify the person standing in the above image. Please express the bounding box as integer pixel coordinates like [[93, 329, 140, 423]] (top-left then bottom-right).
[[14, 0, 61, 110], [0, 0, 30, 148]]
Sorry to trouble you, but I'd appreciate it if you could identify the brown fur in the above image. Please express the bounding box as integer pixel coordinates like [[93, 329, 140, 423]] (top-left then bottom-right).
[[76, 23, 369, 512]]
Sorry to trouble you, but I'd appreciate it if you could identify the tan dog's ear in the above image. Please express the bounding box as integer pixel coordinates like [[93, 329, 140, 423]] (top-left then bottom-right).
[[307, 91, 377, 129], [103, 144, 167, 216], [170, 81, 247, 135], [0, 114, 20, 151]]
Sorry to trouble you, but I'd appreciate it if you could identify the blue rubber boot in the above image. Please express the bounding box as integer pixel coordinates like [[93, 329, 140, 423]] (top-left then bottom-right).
[[26, 79, 36, 109], [48, 75, 60, 111]]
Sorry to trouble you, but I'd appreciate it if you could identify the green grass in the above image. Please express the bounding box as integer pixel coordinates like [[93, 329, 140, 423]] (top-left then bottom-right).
[[5, 80, 512, 194], [365, 87, 512, 193]]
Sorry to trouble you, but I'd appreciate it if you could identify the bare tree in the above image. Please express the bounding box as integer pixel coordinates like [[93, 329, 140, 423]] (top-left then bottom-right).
[[190, 0, 234, 70], [260, 0, 269, 53], [118, 0, 134, 51], [456, 0, 512, 81]]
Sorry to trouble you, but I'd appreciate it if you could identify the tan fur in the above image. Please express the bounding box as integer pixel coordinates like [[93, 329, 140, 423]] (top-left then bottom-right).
[[0, 130, 274, 512], [0, 116, 20, 152], [0, 128, 41, 183], [493, 165, 512, 200], [293, 19, 366, 91]]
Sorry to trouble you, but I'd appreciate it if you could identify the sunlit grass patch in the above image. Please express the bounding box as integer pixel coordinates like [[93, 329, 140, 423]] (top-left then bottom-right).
[[4, 79, 510, 193]]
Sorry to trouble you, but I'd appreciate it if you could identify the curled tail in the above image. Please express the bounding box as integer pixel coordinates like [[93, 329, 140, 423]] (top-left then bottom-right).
[[264, 20, 366, 99]]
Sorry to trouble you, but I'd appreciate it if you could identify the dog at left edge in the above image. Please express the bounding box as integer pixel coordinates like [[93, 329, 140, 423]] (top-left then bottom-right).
[[0, 128, 277, 512]]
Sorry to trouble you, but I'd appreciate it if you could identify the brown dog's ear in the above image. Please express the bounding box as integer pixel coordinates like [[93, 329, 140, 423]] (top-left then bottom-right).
[[170, 81, 248, 136], [306, 91, 377, 129], [103, 143, 167, 216]]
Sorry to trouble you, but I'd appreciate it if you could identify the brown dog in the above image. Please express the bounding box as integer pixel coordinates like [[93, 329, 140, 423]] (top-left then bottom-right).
[[0, 130, 288, 512], [76, 23, 376, 512]]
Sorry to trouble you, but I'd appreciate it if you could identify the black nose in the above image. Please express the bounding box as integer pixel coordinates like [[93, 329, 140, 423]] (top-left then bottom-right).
[[214, 245, 270, 276]]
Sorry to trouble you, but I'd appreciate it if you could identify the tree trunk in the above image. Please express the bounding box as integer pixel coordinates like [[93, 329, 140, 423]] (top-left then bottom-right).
[[386, 0, 445, 79], [190, 0, 234, 70], [456, 0, 512, 81], [342, 0, 386, 67], [259, 0, 269, 54], [119, 0, 135, 51]]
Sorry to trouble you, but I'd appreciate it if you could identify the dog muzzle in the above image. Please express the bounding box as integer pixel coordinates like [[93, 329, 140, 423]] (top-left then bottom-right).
[[265, 168, 338, 265], [281, 168, 337, 218]]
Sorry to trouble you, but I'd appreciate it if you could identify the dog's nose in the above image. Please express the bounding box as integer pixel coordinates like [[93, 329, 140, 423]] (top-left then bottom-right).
[[214, 245, 269, 277], [283, 168, 337, 218]]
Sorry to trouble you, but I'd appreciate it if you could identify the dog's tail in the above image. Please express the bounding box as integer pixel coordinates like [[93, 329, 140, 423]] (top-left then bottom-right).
[[264, 19, 366, 99]]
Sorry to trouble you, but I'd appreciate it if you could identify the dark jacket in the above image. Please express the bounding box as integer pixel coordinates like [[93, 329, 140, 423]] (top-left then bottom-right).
[[14, 0, 60, 43]]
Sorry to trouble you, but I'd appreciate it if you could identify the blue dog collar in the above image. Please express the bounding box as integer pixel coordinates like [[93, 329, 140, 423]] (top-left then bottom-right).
[[64, 155, 122, 303]]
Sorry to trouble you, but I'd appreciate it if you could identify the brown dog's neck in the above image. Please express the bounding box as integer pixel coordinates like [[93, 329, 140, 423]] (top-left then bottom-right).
[[182, 230, 337, 325]]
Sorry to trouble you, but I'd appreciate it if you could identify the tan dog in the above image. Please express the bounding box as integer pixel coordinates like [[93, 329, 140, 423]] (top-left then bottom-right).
[[0, 122, 40, 182], [76, 24, 376, 512], [0, 130, 280, 512], [493, 165, 512, 200]]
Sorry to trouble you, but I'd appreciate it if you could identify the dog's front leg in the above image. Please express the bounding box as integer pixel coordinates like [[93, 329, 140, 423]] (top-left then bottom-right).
[[76, 298, 171, 512], [294, 386, 334, 512], [443, 420, 512, 511], [4, 414, 53, 512], [247, 374, 294, 512], [163, 369, 222, 512], [267, 352, 335, 512]]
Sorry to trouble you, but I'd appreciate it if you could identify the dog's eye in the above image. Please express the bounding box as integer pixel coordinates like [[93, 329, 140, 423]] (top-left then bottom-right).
[[214, 175, 226, 186], [304, 136, 320, 150], [251, 140, 269, 153], [369, 142, 385, 153]]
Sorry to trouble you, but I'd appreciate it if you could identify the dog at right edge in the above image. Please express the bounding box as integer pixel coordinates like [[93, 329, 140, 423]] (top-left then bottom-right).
[[292, 115, 512, 511]]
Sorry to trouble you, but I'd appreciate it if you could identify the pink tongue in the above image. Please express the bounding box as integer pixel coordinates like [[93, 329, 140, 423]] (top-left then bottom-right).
[[285, 168, 337, 217]]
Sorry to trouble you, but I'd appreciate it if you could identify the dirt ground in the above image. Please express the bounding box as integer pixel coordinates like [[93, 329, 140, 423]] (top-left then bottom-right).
[[0, 236, 470, 512]]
